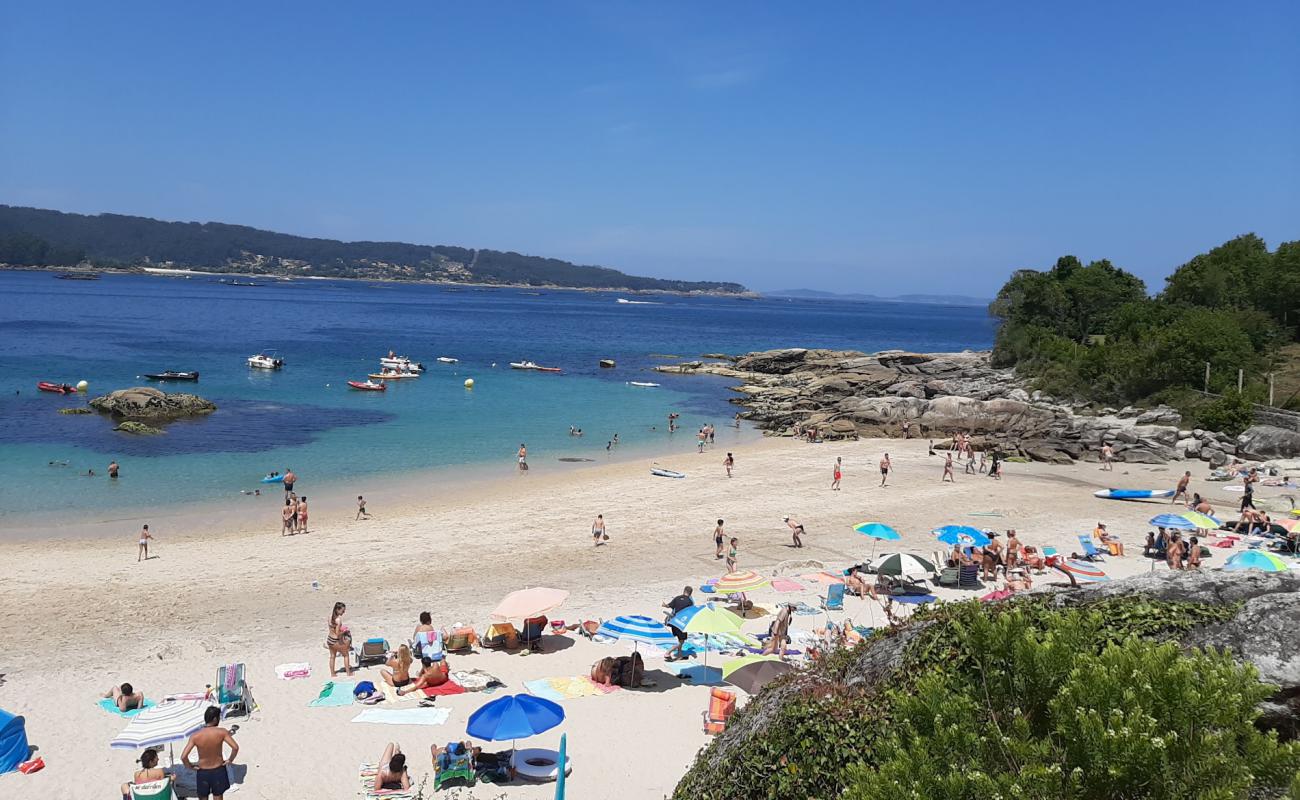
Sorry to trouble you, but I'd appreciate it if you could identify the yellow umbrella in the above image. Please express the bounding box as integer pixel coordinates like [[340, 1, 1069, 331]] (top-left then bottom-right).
[[715, 570, 769, 594], [1180, 511, 1219, 530]]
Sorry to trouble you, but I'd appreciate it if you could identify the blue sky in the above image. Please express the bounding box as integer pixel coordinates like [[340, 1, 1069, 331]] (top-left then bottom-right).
[[1, 2, 1296, 294]]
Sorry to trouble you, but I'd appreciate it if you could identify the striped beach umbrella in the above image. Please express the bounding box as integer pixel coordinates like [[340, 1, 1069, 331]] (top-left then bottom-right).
[[1180, 511, 1221, 530], [1277, 518, 1299, 534], [1149, 513, 1195, 530], [594, 615, 676, 648], [1224, 551, 1290, 572], [715, 570, 769, 594], [934, 525, 991, 547], [1055, 560, 1109, 583], [109, 700, 209, 750], [870, 552, 937, 577], [668, 603, 750, 668]]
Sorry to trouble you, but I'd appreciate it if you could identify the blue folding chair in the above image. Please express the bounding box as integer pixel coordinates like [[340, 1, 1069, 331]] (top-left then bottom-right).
[[1076, 535, 1106, 562], [821, 583, 846, 611]]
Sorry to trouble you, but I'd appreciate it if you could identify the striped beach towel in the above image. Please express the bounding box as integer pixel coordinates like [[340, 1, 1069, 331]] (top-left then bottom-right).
[[358, 763, 416, 800]]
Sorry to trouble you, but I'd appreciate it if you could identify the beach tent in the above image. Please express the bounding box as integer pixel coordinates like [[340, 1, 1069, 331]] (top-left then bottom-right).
[[0, 709, 29, 775]]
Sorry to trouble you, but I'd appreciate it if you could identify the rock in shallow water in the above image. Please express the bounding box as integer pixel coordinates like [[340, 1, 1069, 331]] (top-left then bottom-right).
[[89, 386, 217, 423]]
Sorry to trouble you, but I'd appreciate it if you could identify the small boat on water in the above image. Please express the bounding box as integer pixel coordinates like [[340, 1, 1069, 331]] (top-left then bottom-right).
[[628, 381, 660, 388], [599, 359, 616, 368], [347, 380, 387, 391], [380, 356, 424, 372], [144, 371, 200, 382], [248, 350, 285, 370], [510, 361, 561, 373], [616, 297, 659, 305], [37, 381, 77, 394], [55, 272, 100, 281], [1093, 488, 1175, 500], [436, 357, 459, 364], [367, 370, 419, 380], [651, 466, 686, 479]]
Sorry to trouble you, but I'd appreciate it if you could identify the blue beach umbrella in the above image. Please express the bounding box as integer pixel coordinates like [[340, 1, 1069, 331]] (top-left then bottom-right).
[[467, 694, 564, 743], [1149, 514, 1195, 530], [933, 525, 991, 547], [1223, 551, 1290, 572], [854, 522, 900, 541], [595, 615, 676, 650]]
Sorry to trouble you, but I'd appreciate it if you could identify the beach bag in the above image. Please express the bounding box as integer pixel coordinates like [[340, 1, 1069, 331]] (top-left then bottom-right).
[[353, 681, 377, 698]]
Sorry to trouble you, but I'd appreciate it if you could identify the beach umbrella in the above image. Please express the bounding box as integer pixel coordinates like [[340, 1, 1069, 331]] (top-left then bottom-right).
[[715, 570, 769, 594], [855, 522, 900, 557], [722, 654, 793, 694], [467, 694, 564, 743], [933, 525, 991, 548], [668, 603, 751, 668], [594, 615, 676, 651], [1180, 511, 1221, 530], [870, 552, 937, 578], [109, 700, 209, 751], [1149, 513, 1195, 530], [1054, 559, 1109, 583], [1276, 518, 1299, 534], [491, 587, 570, 621], [1223, 551, 1290, 572]]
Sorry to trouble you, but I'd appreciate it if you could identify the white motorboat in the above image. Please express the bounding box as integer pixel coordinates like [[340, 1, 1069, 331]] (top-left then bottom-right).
[[248, 350, 284, 370], [510, 361, 540, 370], [380, 356, 424, 372], [628, 381, 660, 387], [436, 356, 459, 364]]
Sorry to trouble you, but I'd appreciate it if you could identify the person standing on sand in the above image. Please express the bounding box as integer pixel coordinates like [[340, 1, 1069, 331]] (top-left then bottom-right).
[[942, 453, 955, 482], [1166, 533, 1185, 570], [724, 452, 734, 478], [1172, 471, 1191, 504], [901, 419, 911, 439], [181, 706, 239, 800], [592, 514, 607, 546], [1100, 444, 1113, 471], [283, 468, 296, 494], [517, 444, 528, 471], [137, 524, 154, 561], [784, 516, 804, 548], [726, 537, 739, 572], [327, 601, 353, 676], [713, 519, 726, 559], [356, 495, 370, 520], [108, 460, 119, 479], [697, 429, 706, 453], [831, 457, 842, 491], [663, 587, 694, 660], [296, 496, 309, 534], [281, 499, 294, 535], [734, 412, 742, 428], [879, 453, 891, 487]]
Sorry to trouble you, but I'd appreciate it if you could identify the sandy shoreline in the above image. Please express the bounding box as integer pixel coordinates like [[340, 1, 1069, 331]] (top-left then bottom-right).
[[0, 434, 1284, 798]]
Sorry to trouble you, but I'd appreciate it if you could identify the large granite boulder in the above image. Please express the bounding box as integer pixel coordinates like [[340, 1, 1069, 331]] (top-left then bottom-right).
[[1236, 425, 1300, 460], [89, 387, 217, 423]]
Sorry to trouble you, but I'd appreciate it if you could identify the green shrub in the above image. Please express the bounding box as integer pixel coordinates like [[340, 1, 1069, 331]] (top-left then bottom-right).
[[846, 607, 1299, 799]]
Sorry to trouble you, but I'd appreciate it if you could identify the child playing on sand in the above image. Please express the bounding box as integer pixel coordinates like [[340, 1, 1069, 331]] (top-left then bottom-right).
[[137, 525, 153, 562], [831, 457, 842, 490], [356, 495, 370, 520], [713, 519, 726, 559], [593, 514, 607, 546], [724, 452, 734, 477], [726, 537, 739, 571]]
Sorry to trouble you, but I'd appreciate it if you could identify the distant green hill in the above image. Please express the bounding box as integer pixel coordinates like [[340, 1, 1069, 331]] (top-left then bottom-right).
[[0, 205, 746, 292]]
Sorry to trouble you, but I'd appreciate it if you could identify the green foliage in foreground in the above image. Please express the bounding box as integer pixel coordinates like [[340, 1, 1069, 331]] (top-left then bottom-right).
[[672, 597, 1299, 800], [989, 235, 1298, 422], [847, 610, 1299, 800]]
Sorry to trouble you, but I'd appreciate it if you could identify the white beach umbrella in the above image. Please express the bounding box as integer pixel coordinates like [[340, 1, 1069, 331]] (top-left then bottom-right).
[[110, 700, 210, 750]]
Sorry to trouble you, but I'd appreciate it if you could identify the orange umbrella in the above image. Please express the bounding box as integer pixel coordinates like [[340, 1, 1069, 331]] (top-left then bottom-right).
[[715, 570, 769, 594], [490, 587, 569, 621]]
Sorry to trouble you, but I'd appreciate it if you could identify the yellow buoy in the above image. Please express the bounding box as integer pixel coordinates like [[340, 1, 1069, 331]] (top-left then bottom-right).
[[464, 378, 475, 389], [76, 380, 89, 392]]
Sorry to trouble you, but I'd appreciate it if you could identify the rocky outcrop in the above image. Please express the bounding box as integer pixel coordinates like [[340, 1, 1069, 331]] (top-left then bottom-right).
[[114, 420, 164, 435], [57, 407, 92, 415], [659, 349, 1203, 463], [1237, 425, 1300, 460], [89, 387, 216, 423]]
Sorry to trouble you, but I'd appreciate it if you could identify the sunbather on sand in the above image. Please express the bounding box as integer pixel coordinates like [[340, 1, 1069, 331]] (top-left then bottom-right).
[[592, 653, 645, 687], [374, 742, 411, 792], [397, 654, 449, 695], [591, 656, 616, 686], [1005, 568, 1033, 593], [120, 747, 165, 800], [431, 741, 478, 769], [843, 566, 876, 599], [382, 644, 415, 688], [104, 682, 144, 712]]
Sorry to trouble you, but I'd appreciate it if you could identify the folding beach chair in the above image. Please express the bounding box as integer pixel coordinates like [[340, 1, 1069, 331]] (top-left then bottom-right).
[[444, 628, 477, 653], [130, 777, 174, 800], [356, 638, 389, 667], [412, 629, 444, 660], [957, 563, 982, 588], [520, 616, 548, 653], [1076, 535, 1106, 562], [820, 583, 846, 611], [215, 663, 253, 719], [481, 622, 519, 651], [703, 688, 737, 735], [937, 565, 960, 587], [433, 742, 476, 790]]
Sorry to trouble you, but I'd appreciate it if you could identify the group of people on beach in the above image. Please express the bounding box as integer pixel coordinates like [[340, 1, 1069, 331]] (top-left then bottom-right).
[[275, 469, 308, 535]]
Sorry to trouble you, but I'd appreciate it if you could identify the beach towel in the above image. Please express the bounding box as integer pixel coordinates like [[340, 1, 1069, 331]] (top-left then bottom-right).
[[790, 602, 821, 616], [771, 578, 804, 593], [451, 669, 505, 693], [893, 594, 938, 605], [799, 572, 844, 585], [275, 662, 312, 680], [663, 662, 723, 685], [358, 763, 417, 800], [421, 680, 466, 697], [308, 680, 357, 708], [97, 698, 157, 717], [524, 676, 620, 702], [351, 707, 451, 726]]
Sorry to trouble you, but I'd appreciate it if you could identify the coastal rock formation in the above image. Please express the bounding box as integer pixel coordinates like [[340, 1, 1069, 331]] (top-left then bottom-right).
[[658, 349, 1203, 463], [1237, 425, 1300, 461], [89, 387, 216, 423], [57, 407, 92, 415], [114, 420, 164, 435]]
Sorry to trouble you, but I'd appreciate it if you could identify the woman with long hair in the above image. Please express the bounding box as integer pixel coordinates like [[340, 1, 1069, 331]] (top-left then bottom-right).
[[327, 601, 353, 676], [382, 644, 415, 688]]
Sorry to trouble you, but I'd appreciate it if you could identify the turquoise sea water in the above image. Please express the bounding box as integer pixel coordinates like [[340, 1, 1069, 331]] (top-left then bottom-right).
[[0, 272, 995, 518]]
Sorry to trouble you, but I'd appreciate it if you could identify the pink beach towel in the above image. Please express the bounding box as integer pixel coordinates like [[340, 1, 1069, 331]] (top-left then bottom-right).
[[421, 680, 466, 697], [771, 578, 804, 593]]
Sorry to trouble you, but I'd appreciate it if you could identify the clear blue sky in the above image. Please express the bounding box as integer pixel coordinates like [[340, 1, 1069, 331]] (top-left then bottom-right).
[[2, 2, 1296, 295]]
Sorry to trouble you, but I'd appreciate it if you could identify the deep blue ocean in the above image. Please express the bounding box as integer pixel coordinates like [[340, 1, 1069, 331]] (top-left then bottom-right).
[[0, 272, 995, 517]]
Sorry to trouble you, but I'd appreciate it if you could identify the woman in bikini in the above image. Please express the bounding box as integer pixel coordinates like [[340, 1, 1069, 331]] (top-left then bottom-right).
[[382, 644, 415, 688], [120, 748, 166, 800], [296, 496, 309, 534], [726, 537, 739, 572], [373, 743, 411, 792], [327, 601, 353, 676], [281, 498, 294, 536]]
